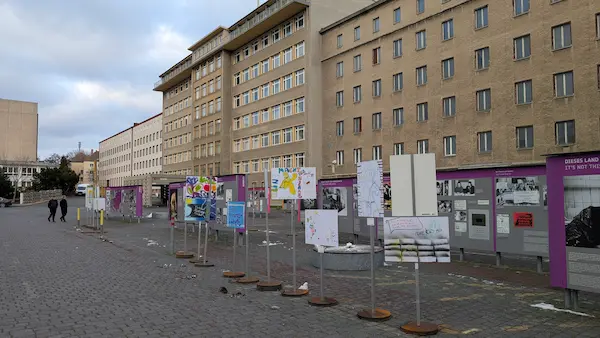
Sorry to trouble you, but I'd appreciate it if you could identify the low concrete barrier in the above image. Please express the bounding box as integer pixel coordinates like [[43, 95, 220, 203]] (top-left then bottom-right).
[[19, 189, 63, 205]]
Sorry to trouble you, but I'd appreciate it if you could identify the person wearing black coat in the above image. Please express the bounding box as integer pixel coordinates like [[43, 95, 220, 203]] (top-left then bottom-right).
[[48, 198, 58, 222], [59, 196, 68, 222]]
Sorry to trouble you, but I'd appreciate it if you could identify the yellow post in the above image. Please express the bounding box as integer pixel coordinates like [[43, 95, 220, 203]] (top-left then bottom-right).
[[100, 210, 104, 226], [77, 208, 80, 228]]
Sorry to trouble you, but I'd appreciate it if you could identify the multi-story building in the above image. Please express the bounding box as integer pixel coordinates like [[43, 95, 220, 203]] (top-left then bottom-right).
[[132, 113, 163, 177], [0, 99, 38, 162], [70, 151, 99, 185], [320, 0, 600, 176], [99, 128, 132, 187], [154, 0, 377, 184], [0, 161, 56, 189]]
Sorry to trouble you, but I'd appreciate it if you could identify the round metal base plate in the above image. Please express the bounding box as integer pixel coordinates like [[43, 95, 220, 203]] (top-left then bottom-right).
[[357, 308, 392, 322], [308, 297, 338, 307], [175, 251, 194, 259], [281, 289, 309, 297], [194, 262, 215, 268], [223, 271, 245, 278], [235, 276, 260, 284], [256, 281, 282, 291], [188, 258, 205, 264], [400, 321, 439, 336]]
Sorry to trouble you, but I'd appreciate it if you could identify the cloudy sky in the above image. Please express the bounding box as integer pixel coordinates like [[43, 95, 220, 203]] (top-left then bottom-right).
[[0, 0, 262, 159]]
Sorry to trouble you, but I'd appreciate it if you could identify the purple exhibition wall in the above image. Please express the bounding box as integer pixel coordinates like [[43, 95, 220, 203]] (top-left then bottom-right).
[[547, 152, 600, 288], [106, 185, 143, 218]]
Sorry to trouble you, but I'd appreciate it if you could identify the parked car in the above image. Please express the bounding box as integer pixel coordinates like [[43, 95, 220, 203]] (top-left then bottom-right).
[[0, 197, 12, 208], [75, 184, 90, 196]]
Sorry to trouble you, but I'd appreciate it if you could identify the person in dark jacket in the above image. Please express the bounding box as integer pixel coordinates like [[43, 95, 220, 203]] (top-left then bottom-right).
[[59, 196, 68, 222], [48, 198, 58, 222]]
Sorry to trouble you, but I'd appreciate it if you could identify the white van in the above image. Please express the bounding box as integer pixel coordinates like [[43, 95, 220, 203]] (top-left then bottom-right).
[[75, 184, 90, 196]]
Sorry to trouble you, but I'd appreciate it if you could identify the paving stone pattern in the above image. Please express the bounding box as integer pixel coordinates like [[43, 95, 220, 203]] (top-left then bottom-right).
[[1, 198, 600, 337]]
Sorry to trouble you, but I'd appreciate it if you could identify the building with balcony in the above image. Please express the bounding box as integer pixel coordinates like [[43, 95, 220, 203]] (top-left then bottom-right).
[[320, 0, 600, 177], [0, 99, 38, 162], [153, 0, 376, 184]]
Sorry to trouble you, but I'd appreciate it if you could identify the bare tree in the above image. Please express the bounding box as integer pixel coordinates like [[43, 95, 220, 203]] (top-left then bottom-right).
[[0, 155, 33, 203]]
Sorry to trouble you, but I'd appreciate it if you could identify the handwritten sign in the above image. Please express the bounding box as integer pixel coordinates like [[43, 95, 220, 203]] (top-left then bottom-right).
[[227, 201, 245, 229], [383, 216, 451, 263], [270, 167, 316, 200]]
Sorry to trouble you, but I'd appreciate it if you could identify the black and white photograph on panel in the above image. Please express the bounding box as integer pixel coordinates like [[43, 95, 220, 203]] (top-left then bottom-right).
[[455, 210, 467, 222], [454, 179, 476, 196], [437, 180, 452, 196], [300, 199, 317, 210], [322, 187, 348, 216], [438, 200, 453, 213], [564, 175, 600, 248], [496, 177, 540, 207]]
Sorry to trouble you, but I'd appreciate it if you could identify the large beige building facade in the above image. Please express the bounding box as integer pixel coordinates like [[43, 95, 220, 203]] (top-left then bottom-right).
[[132, 113, 163, 177], [154, 0, 378, 184], [70, 151, 99, 185], [0, 99, 38, 161], [320, 0, 600, 177], [99, 128, 132, 187]]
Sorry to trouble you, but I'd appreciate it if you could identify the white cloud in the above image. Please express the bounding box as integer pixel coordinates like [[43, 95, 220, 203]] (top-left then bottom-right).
[[147, 25, 193, 63]]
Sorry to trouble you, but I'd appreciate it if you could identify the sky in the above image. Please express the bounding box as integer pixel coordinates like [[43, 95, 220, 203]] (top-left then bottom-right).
[[0, 0, 263, 159]]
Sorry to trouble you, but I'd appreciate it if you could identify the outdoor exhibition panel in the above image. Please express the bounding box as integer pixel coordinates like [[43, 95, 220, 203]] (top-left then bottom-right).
[[317, 179, 355, 234], [105, 186, 143, 218]]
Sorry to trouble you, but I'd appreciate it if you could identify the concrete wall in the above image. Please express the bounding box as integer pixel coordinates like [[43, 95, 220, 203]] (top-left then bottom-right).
[[20, 189, 63, 205]]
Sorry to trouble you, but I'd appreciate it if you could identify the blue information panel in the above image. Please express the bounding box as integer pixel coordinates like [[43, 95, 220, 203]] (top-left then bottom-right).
[[227, 201, 245, 229]]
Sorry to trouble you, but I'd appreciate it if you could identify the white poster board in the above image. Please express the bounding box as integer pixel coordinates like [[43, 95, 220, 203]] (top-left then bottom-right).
[[305, 210, 339, 247], [383, 216, 450, 263], [356, 160, 384, 218], [93, 198, 106, 211], [390, 154, 438, 217], [85, 186, 95, 209], [271, 167, 317, 200]]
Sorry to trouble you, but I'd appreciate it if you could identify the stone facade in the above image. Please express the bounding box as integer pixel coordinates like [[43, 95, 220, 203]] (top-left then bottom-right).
[[20, 189, 63, 205]]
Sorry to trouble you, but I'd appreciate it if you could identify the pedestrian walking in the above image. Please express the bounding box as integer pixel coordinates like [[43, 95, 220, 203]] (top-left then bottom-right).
[[48, 198, 58, 222], [59, 196, 68, 222]]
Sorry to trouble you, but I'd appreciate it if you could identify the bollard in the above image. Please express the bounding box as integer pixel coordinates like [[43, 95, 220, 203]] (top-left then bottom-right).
[[536, 256, 543, 273], [77, 208, 81, 228], [170, 218, 175, 255], [459, 248, 465, 261], [495, 252, 502, 267], [100, 210, 104, 236]]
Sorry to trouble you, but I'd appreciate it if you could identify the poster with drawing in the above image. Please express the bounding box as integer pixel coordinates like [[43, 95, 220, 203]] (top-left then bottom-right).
[[496, 177, 540, 207], [357, 160, 384, 218], [437, 180, 452, 196], [322, 187, 348, 216], [305, 210, 339, 247], [271, 167, 317, 200], [383, 216, 450, 263], [454, 179, 476, 196], [185, 176, 213, 221]]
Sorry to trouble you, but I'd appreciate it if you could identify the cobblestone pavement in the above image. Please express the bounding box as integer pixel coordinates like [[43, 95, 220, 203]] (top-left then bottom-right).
[[2, 199, 600, 337]]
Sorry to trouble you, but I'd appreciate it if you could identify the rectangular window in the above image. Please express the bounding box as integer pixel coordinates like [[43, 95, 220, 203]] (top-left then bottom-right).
[[243, 116, 250, 128], [208, 101, 214, 114], [552, 23, 572, 50], [597, 13, 600, 39], [353, 86, 362, 103], [417, 139, 429, 154], [516, 126, 534, 149], [478, 131, 493, 152], [216, 76, 221, 90], [262, 59, 270, 74], [283, 128, 293, 143], [416, 66, 427, 86], [296, 97, 305, 113], [202, 83, 207, 96], [392, 143, 404, 155], [514, 0, 530, 16], [393, 39, 403, 57], [372, 47, 381, 64], [295, 69, 305, 86], [393, 108, 404, 126], [261, 109, 269, 123], [353, 54, 362, 72], [556, 120, 575, 145], [442, 58, 454, 79], [353, 117, 362, 133], [272, 79, 280, 94], [295, 125, 305, 141], [283, 101, 293, 117], [296, 41, 305, 58], [442, 19, 454, 41], [372, 112, 382, 130], [252, 112, 259, 125], [353, 148, 362, 164], [392, 72, 403, 92], [336, 91, 344, 107], [444, 136, 456, 156], [252, 87, 259, 101], [273, 54, 281, 68], [336, 151, 344, 165], [261, 134, 269, 147], [272, 105, 281, 119], [272, 131, 281, 145], [283, 48, 292, 64], [234, 73, 241, 85], [262, 84, 270, 98], [296, 14, 305, 30], [283, 74, 292, 90], [336, 62, 344, 77], [272, 157, 280, 168], [283, 22, 292, 37], [417, 102, 428, 122], [372, 79, 382, 97], [336, 121, 344, 136], [372, 145, 382, 160], [243, 69, 249, 82], [416, 30, 427, 50], [475, 47, 490, 70], [515, 80, 533, 104], [417, 0, 425, 14], [261, 158, 269, 171], [242, 91, 249, 105], [354, 26, 361, 41], [337, 34, 343, 48], [475, 6, 488, 29], [514, 35, 531, 60], [476, 89, 492, 111], [554, 71, 574, 97], [443, 96, 456, 117], [394, 7, 401, 23], [373, 17, 380, 33], [252, 64, 259, 78], [201, 103, 207, 116]]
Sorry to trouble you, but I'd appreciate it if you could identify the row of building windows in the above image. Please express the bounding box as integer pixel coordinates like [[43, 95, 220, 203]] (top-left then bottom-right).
[[165, 132, 193, 150], [195, 76, 222, 99], [234, 41, 305, 86], [195, 55, 223, 81], [198, 162, 221, 177], [102, 153, 130, 168], [233, 69, 305, 108], [133, 131, 161, 147], [233, 153, 305, 174], [194, 119, 223, 139], [233, 97, 305, 130], [100, 164, 130, 178], [165, 114, 192, 134], [165, 80, 190, 100], [164, 96, 192, 117], [194, 141, 222, 159], [233, 125, 305, 153], [134, 145, 160, 159], [164, 150, 193, 166], [165, 169, 193, 176], [195, 98, 222, 118], [101, 141, 130, 159], [233, 13, 305, 64], [134, 157, 162, 171]]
